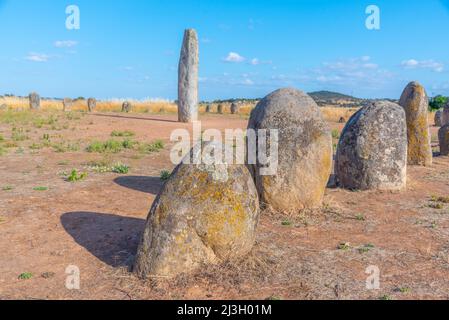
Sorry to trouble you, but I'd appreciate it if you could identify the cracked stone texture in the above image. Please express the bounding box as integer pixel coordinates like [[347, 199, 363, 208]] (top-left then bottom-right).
[[134, 144, 259, 278], [248, 88, 333, 212], [178, 29, 199, 123], [29, 92, 40, 110], [399, 81, 432, 166], [335, 101, 407, 191]]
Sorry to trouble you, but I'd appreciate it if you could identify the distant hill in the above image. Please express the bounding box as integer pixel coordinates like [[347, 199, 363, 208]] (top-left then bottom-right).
[[308, 91, 359, 101]]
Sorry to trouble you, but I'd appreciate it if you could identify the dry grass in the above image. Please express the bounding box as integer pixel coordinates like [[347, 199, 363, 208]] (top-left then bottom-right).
[[320, 106, 359, 123], [1, 96, 361, 122]]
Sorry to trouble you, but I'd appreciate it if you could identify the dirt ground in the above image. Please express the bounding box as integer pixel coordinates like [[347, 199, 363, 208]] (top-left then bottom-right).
[[1, 111, 449, 300]]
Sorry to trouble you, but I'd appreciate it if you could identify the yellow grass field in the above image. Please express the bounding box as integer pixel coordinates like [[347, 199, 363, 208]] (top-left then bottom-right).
[[1, 96, 361, 123]]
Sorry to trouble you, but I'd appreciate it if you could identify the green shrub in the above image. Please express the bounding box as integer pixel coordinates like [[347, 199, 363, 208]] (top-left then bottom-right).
[[11, 127, 28, 141], [67, 170, 88, 182], [111, 130, 135, 137], [160, 170, 171, 181], [140, 140, 165, 154], [112, 163, 130, 174]]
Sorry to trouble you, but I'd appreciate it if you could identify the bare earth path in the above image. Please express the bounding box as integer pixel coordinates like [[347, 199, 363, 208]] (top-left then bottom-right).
[[1, 111, 449, 300]]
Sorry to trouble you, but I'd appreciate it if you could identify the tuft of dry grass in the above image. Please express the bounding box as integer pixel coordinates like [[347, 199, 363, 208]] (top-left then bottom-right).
[[320, 107, 359, 123]]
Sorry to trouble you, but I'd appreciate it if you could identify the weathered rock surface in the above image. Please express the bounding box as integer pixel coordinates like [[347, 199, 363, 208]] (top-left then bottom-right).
[[439, 124, 449, 156], [399, 81, 432, 166], [335, 101, 407, 191], [248, 88, 333, 212], [134, 144, 260, 278], [29, 92, 40, 110], [435, 110, 443, 127], [178, 29, 199, 123], [122, 101, 132, 113], [87, 98, 96, 112], [205, 105, 211, 113], [217, 104, 223, 114]]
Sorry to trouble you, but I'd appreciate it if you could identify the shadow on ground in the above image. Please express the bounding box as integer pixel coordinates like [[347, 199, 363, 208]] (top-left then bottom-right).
[[114, 176, 163, 195], [61, 212, 145, 268], [91, 113, 179, 124]]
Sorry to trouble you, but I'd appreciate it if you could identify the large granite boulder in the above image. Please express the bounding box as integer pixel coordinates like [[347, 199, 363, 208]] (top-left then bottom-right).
[[248, 88, 333, 212], [399, 81, 432, 166], [335, 101, 407, 191], [134, 143, 260, 278]]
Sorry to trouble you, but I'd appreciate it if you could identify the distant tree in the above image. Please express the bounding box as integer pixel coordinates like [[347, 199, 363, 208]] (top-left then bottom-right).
[[429, 95, 448, 111]]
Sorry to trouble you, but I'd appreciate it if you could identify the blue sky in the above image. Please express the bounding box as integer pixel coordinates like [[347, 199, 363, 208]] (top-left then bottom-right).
[[0, 0, 448, 100]]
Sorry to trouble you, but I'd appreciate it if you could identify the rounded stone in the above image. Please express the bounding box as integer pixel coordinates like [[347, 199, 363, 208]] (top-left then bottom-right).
[[122, 101, 132, 113], [134, 145, 260, 278], [248, 88, 333, 212], [29, 92, 40, 110], [399, 81, 432, 166], [231, 103, 238, 115], [87, 98, 96, 112], [443, 103, 449, 127], [335, 101, 407, 191], [435, 110, 443, 127], [63, 98, 73, 112], [438, 124, 449, 156]]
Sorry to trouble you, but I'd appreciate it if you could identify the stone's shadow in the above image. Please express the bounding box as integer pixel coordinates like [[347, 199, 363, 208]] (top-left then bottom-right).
[[114, 176, 164, 195], [91, 113, 179, 124], [61, 212, 146, 268]]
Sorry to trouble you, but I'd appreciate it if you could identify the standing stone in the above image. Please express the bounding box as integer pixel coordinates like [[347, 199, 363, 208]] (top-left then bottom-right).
[[122, 101, 132, 113], [178, 29, 199, 123], [134, 143, 260, 278], [435, 110, 443, 127], [339, 117, 346, 124], [231, 103, 238, 115], [29, 92, 40, 110], [439, 124, 449, 156], [335, 101, 407, 191], [248, 88, 333, 212], [217, 104, 223, 114], [443, 103, 449, 127], [399, 81, 432, 166], [87, 98, 96, 112], [63, 98, 73, 112], [205, 104, 211, 113]]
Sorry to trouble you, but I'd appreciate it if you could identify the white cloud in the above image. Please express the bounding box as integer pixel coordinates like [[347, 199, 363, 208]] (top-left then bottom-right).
[[267, 56, 394, 91], [250, 58, 272, 66], [54, 40, 78, 48], [223, 52, 245, 63], [25, 53, 50, 62], [250, 58, 260, 65], [401, 59, 444, 72]]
